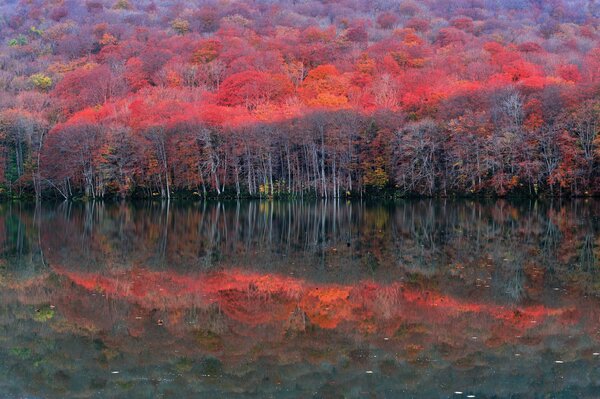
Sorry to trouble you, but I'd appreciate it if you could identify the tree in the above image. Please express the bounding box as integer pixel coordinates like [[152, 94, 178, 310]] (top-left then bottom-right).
[[361, 118, 393, 191], [0, 0, 599, 199], [394, 119, 445, 196], [0, 109, 47, 199], [557, 64, 582, 83], [97, 127, 143, 198], [171, 19, 190, 35], [53, 65, 117, 114], [301, 65, 349, 108], [562, 100, 600, 187], [30, 74, 53, 91], [191, 39, 221, 64], [217, 71, 293, 110], [113, 0, 131, 10], [377, 13, 398, 29], [446, 111, 492, 193], [43, 121, 104, 199]]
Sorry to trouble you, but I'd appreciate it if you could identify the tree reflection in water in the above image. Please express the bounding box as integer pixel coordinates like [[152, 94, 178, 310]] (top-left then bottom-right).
[[1, 200, 600, 398]]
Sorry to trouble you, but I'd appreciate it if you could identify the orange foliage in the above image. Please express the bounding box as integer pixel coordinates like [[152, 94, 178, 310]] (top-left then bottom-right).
[[191, 38, 222, 64], [301, 64, 349, 107], [54, 266, 572, 335]]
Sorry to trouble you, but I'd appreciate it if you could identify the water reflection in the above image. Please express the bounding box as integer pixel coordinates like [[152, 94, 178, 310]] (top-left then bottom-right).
[[1, 200, 600, 398]]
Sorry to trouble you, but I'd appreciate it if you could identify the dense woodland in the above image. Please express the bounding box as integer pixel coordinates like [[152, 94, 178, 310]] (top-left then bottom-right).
[[1, 0, 600, 199]]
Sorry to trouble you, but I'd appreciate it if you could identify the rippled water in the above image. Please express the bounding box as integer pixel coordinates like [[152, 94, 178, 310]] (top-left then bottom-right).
[[1, 200, 600, 398]]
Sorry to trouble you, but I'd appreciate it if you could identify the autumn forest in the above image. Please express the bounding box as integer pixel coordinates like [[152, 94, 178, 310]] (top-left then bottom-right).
[[2, 0, 600, 199]]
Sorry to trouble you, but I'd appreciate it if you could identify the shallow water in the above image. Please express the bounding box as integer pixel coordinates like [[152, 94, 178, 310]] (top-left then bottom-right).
[[1, 199, 600, 398]]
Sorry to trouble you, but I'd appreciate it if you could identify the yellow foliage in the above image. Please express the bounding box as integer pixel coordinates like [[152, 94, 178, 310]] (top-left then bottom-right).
[[171, 18, 190, 35], [364, 166, 389, 189], [113, 0, 131, 10], [30, 73, 53, 91]]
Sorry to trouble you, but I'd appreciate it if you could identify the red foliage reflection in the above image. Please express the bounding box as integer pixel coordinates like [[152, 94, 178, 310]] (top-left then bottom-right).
[[54, 266, 574, 341]]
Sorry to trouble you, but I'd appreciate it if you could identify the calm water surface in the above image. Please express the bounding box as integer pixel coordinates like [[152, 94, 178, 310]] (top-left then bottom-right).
[[1, 200, 600, 398]]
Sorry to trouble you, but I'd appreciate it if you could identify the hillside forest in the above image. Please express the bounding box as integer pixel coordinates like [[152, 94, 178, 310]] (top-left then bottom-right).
[[2, 0, 600, 199]]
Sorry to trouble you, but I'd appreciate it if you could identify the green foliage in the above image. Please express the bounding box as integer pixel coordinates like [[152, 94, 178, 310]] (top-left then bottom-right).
[[33, 306, 55, 322], [10, 347, 32, 360], [4, 149, 20, 185], [30, 73, 53, 91], [8, 35, 28, 47]]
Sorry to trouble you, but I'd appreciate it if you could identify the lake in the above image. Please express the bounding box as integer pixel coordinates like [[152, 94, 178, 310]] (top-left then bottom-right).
[[1, 200, 600, 398]]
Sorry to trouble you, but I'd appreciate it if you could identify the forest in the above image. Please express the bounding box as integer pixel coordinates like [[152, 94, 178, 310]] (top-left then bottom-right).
[[1, 0, 600, 199]]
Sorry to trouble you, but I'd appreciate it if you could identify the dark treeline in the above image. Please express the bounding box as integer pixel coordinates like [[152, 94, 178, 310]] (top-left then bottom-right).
[[41, 98, 600, 199]]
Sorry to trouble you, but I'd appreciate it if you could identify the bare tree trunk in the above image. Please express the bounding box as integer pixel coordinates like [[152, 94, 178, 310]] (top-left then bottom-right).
[[268, 153, 274, 196], [235, 164, 240, 198], [320, 127, 327, 199], [34, 129, 46, 201]]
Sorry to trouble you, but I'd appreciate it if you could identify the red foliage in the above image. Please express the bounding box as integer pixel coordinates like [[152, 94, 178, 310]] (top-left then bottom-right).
[[557, 64, 582, 83], [54, 266, 572, 335], [436, 27, 466, 47], [406, 17, 430, 32], [1, 0, 599, 197], [192, 38, 222, 64], [124, 58, 150, 91], [518, 42, 544, 53], [377, 12, 398, 29], [346, 20, 369, 43], [53, 65, 114, 114], [451, 16, 474, 32], [216, 71, 293, 109]]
